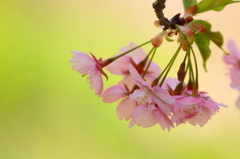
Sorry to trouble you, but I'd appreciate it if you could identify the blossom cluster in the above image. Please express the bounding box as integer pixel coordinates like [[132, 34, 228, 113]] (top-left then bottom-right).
[[68, 1, 240, 131], [70, 43, 226, 131]]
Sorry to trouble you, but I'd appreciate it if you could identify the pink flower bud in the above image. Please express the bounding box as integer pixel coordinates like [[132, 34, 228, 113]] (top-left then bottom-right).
[[151, 31, 166, 47]]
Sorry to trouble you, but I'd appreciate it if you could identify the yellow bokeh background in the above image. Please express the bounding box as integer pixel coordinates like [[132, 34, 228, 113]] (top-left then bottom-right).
[[1, 0, 240, 159]]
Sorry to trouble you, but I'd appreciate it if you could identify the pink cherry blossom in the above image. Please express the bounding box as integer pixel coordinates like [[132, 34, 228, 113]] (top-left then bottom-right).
[[223, 40, 240, 108], [171, 91, 227, 127], [102, 85, 137, 121], [105, 43, 161, 88], [128, 64, 175, 130], [223, 39, 240, 67], [69, 51, 108, 96]]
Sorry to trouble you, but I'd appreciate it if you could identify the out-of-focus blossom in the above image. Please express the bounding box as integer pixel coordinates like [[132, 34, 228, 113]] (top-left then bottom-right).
[[171, 91, 227, 127], [223, 39, 240, 108], [70, 51, 108, 96], [105, 43, 161, 89], [223, 39, 240, 89], [128, 64, 175, 131]]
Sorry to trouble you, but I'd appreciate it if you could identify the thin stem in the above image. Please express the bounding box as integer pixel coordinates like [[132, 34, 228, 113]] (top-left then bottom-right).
[[159, 43, 182, 87], [176, 24, 199, 94], [190, 47, 198, 84], [109, 41, 151, 61], [187, 47, 194, 82], [142, 47, 157, 78]]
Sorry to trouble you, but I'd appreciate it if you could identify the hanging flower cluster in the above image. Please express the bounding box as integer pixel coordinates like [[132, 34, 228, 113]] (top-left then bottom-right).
[[69, 0, 240, 131]]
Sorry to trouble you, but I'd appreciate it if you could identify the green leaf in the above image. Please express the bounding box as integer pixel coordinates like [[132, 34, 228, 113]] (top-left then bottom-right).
[[194, 33, 211, 71], [207, 31, 223, 48], [207, 31, 229, 54], [182, 0, 197, 11], [197, 0, 240, 14]]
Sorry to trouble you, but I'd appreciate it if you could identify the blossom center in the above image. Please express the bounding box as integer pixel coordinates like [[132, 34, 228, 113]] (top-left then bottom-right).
[[180, 105, 201, 118]]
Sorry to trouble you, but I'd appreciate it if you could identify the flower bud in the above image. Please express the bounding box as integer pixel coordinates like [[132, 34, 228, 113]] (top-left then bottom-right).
[[151, 31, 166, 47], [177, 62, 186, 81]]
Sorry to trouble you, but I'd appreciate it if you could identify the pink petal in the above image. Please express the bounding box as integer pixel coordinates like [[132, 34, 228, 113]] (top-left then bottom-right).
[[129, 119, 136, 128], [132, 105, 158, 128], [116, 97, 137, 120], [171, 114, 187, 126], [105, 56, 129, 75], [146, 62, 161, 78], [153, 96, 172, 116], [188, 106, 212, 127], [153, 86, 175, 105], [128, 64, 146, 89], [177, 96, 202, 105], [161, 77, 181, 90], [154, 108, 174, 131], [102, 85, 126, 103], [201, 99, 219, 112], [126, 43, 147, 64], [105, 42, 147, 75], [223, 39, 240, 66], [230, 67, 240, 88], [89, 66, 103, 96], [69, 51, 96, 74], [118, 75, 136, 89]]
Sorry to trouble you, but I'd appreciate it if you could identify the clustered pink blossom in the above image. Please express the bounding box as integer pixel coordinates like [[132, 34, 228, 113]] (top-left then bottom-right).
[[223, 39, 240, 108], [68, 1, 240, 132], [103, 63, 225, 131], [70, 41, 227, 131]]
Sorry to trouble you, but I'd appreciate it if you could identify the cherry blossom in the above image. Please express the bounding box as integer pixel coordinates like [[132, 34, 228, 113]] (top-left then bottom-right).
[[128, 64, 175, 130], [69, 51, 108, 96], [171, 91, 227, 127]]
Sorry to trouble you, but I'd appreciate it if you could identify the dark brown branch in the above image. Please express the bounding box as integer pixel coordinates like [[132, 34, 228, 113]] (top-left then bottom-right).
[[152, 0, 187, 30]]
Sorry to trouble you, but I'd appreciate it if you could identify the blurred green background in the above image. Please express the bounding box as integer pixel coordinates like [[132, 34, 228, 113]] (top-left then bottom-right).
[[1, 0, 240, 159]]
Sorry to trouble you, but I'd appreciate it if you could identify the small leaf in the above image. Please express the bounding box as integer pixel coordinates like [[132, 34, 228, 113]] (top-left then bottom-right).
[[182, 0, 197, 11], [194, 33, 211, 72], [207, 31, 223, 48], [197, 0, 240, 14], [165, 36, 174, 42], [207, 31, 229, 54]]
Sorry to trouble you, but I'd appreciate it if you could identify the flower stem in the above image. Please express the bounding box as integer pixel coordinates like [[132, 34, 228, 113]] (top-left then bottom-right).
[[158, 43, 182, 87], [142, 47, 157, 78], [176, 24, 199, 94], [99, 40, 151, 67]]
